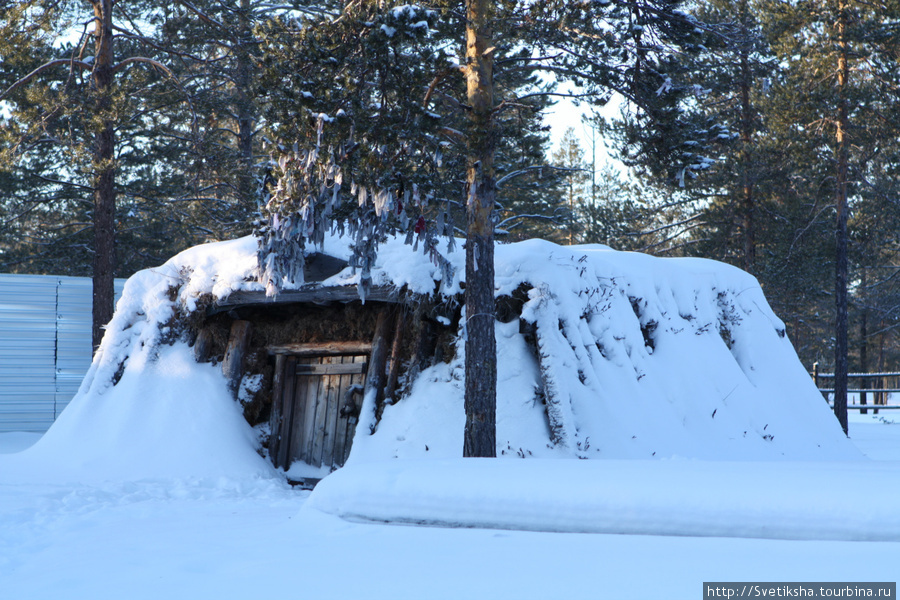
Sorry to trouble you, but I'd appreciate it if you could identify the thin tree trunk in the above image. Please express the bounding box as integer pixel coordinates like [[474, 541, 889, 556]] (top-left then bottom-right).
[[860, 268, 868, 414], [738, 0, 755, 271], [463, 0, 497, 458], [833, 1, 850, 434], [877, 326, 885, 412], [235, 0, 255, 206], [91, 0, 116, 352]]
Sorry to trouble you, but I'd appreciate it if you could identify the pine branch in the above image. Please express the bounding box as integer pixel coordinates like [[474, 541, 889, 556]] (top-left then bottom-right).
[[33, 174, 94, 192], [173, 0, 228, 32], [495, 213, 560, 228], [496, 165, 582, 188], [112, 57, 199, 145], [0, 59, 92, 101], [637, 221, 708, 253]]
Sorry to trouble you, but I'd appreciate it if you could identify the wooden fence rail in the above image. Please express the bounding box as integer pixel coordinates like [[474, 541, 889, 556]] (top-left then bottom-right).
[[811, 363, 900, 413]]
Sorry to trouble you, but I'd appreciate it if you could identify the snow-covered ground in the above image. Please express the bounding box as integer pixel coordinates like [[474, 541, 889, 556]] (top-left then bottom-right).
[[1, 411, 897, 600]]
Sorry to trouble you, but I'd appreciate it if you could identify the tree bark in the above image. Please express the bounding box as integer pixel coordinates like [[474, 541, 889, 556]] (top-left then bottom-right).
[[833, 1, 850, 435], [463, 0, 497, 458], [235, 0, 255, 206], [859, 268, 868, 414], [91, 0, 116, 352], [738, 0, 756, 272]]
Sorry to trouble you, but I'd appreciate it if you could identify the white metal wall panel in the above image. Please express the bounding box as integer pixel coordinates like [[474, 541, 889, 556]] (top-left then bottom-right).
[[0, 275, 58, 432], [0, 274, 125, 433], [55, 276, 95, 418]]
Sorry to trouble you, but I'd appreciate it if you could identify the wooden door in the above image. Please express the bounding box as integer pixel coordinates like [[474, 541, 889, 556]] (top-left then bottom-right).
[[277, 354, 367, 472]]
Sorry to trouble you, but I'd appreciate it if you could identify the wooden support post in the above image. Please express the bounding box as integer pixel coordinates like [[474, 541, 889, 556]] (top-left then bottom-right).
[[193, 329, 213, 363], [405, 305, 438, 388], [222, 320, 253, 396], [268, 353, 286, 468], [276, 356, 298, 470], [360, 307, 393, 432], [532, 320, 571, 450], [813, 361, 828, 402], [384, 309, 406, 404], [860, 377, 868, 415]]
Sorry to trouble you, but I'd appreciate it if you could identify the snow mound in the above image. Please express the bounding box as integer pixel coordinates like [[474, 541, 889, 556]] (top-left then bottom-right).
[[1, 238, 276, 484], [354, 241, 857, 462], [2, 342, 276, 484], [308, 459, 900, 541]]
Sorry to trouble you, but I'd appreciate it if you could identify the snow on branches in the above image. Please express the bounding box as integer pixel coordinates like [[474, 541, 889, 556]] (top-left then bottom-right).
[[255, 2, 456, 300]]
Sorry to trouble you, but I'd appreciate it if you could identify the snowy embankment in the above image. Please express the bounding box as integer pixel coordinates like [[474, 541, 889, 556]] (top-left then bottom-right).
[[307, 457, 900, 541], [1, 233, 896, 599]]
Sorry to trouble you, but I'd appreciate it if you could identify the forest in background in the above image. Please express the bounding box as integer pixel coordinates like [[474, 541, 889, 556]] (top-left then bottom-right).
[[2, 0, 900, 377]]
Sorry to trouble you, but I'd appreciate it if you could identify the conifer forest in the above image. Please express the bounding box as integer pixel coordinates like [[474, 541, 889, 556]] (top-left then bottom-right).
[[3, 0, 900, 414]]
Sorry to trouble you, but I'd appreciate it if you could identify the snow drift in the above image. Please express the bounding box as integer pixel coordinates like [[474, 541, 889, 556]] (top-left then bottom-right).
[[308, 458, 900, 541], [3, 233, 859, 484], [355, 238, 857, 462], [0, 238, 278, 483]]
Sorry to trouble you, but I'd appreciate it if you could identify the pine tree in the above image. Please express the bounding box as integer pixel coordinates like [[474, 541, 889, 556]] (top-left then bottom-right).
[[600, 0, 900, 407], [256, 0, 725, 455], [575, 163, 655, 251], [551, 127, 589, 244], [759, 0, 900, 433], [0, 0, 207, 348], [146, 0, 330, 239]]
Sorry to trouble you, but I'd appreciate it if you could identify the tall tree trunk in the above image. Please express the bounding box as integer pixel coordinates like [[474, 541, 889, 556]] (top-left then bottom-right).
[[877, 325, 885, 411], [859, 268, 868, 414], [463, 0, 497, 458], [235, 0, 255, 207], [833, 1, 850, 434], [738, 0, 755, 272], [91, 0, 116, 352]]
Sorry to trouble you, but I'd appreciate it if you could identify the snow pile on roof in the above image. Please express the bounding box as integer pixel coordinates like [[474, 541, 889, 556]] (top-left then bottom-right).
[[3, 232, 857, 483], [354, 239, 857, 462]]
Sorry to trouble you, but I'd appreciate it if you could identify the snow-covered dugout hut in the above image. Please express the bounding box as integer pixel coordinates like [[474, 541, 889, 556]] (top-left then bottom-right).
[[71, 233, 855, 482]]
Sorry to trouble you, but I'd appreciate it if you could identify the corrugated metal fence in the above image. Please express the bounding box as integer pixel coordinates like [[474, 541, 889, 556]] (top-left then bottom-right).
[[0, 274, 124, 433]]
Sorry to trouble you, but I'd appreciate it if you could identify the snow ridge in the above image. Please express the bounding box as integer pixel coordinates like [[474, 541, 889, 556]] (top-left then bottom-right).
[[308, 459, 900, 541]]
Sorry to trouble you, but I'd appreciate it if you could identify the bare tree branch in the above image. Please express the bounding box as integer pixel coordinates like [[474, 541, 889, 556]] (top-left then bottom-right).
[[0, 59, 92, 101], [496, 164, 581, 188]]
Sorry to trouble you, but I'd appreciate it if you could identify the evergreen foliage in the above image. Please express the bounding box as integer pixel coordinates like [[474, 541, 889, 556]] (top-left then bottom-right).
[[11, 0, 900, 441], [255, 3, 459, 297], [603, 0, 900, 401], [255, 0, 720, 293], [254, 0, 716, 453]]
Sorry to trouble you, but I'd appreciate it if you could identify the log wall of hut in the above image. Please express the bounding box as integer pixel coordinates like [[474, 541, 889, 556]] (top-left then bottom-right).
[[186, 291, 462, 477]]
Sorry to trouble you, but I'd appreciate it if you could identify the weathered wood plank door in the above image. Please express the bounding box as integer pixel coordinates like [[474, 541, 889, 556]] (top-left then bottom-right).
[[279, 354, 367, 472]]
